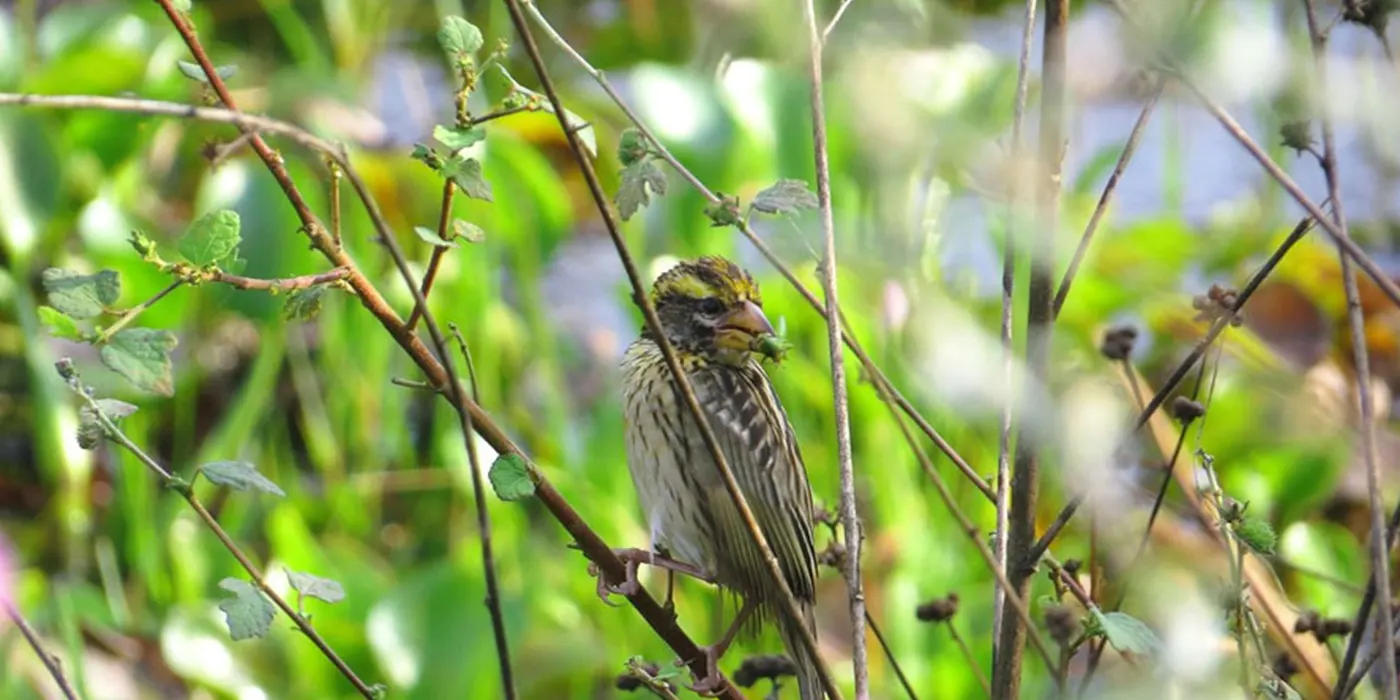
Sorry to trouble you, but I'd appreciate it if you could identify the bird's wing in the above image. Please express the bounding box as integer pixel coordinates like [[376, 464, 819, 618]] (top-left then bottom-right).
[[690, 362, 819, 606]]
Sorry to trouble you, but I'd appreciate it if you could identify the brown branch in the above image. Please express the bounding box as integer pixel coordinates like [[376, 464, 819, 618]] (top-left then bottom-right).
[[405, 181, 455, 331], [212, 267, 350, 291], [996, 0, 1040, 661], [4, 601, 82, 700], [993, 1, 1069, 697], [801, 0, 867, 695], [501, 1, 839, 696], [1303, 0, 1397, 696]]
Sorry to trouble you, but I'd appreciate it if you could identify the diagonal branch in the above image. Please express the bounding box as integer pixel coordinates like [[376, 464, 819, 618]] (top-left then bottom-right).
[[501, 0, 840, 697], [5, 601, 82, 700]]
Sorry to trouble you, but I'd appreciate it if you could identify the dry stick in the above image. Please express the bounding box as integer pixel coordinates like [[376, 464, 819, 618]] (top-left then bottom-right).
[[864, 610, 920, 700], [801, 1, 867, 697], [517, 2, 995, 506], [947, 619, 992, 699], [405, 180, 455, 331], [995, 0, 1040, 661], [67, 387, 377, 698], [1304, 2, 1397, 697], [500, 1, 840, 698], [993, 0, 1069, 697], [4, 601, 82, 700], [1051, 76, 1164, 317], [877, 378, 1059, 676], [0, 90, 744, 700]]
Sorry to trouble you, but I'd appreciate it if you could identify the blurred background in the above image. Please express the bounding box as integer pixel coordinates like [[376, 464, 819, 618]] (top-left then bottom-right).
[[3, 0, 1400, 698]]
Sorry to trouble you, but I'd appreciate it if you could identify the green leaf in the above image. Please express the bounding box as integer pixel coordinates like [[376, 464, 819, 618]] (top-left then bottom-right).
[[199, 460, 286, 497], [216, 578, 276, 641], [42, 268, 120, 320], [493, 65, 596, 157], [171, 0, 192, 11], [286, 570, 346, 604], [488, 453, 535, 501], [1091, 610, 1160, 656], [433, 124, 486, 152], [704, 193, 743, 228], [99, 328, 177, 396], [438, 16, 484, 61], [442, 156, 493, 201], [452, 219, 485, 243], [38, 306, 83, 340], [615, 159, 667, 221], [179, 210, 241, 266], [1234, 515, 1278, 555], [750, 179, 819, 216], [414, 226, 458, 249], [176, 61, 238, 84], [76, 398, 138, 450], [283, 287, 326, 322]]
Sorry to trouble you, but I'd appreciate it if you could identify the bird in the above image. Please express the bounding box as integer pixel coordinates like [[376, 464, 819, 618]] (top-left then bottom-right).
[[610, 255, 822, 699]]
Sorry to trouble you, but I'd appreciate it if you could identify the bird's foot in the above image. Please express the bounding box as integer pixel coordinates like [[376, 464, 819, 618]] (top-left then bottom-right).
[[685, 643, 729, 697], [587, 549, 646, 606]]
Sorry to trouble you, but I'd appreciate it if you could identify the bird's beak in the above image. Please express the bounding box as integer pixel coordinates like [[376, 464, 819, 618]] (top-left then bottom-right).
[[716, 300, 776, 351]]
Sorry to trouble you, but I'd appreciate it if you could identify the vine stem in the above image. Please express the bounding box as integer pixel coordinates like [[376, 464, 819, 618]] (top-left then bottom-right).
[[5, 601, 82, 700]]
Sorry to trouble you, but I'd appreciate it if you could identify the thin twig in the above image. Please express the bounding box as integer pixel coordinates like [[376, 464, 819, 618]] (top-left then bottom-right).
[[62, 372, 378, 698], [876, 376, 1059, 676], [822, 0, 858, 42], [93, 280, 183, 344], [4, 601, 82, 700], [801, 0, 867, 696], [212, 267, 350, 291], [503, 1, 838, 696], [993, 1, 1069, 696], [947, 620, 992, 698], [995, 0, 1040, 660], [447, 324, 517, 698], [1052, 76, 1164, 316], [864, 610, 919, 700], [406, 180, 455, 331], [1302, 1, 1396, 696]]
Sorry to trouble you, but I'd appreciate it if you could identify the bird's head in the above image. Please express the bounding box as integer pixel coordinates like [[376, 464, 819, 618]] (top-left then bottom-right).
[[646, 256, 775, 366]]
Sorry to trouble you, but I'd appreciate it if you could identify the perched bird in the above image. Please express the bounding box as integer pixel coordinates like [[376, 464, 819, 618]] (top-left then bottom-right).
[[613, 256, 822, 699]]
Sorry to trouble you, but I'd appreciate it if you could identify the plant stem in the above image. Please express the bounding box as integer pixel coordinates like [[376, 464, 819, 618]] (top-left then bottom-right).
[[801, 0, 867, 696], [5, 601, 82, 700], [94, 280, 183, 345]]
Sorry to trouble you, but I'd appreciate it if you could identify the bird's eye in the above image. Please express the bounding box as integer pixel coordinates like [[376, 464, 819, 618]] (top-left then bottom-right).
[[699, 297, 725, 315]]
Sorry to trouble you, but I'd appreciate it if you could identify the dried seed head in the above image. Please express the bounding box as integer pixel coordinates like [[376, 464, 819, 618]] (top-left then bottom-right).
[[1045, 604, 1079, 646], [916, 593, 960, 623], [1100, 324, 1139, 361], [1171, 396, 1206, 423], [734, 655, 798, 688]]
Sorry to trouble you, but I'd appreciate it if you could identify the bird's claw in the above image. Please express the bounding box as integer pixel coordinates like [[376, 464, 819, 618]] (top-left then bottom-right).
[[685, 644, 728, 697], [587, 550, 644, 606]]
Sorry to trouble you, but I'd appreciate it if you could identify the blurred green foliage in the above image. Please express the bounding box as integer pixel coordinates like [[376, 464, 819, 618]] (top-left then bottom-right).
[[0, 0, 1389, 699]]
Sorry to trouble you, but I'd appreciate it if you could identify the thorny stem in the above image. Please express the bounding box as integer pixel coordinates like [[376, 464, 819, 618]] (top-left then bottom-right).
[[995, 0, 1040, 658], [502, 1, 838, 696], [1303, 0, 1397, 696], [93, 280, 183, 345], [68, 379, 377, 698], [0, 89, 744, 700], [994, 1, 1069, 697], [4, 601, 82, 700], [801, 0, 867, 696]]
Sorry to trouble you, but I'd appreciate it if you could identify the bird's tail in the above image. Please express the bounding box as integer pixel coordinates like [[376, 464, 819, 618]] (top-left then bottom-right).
[[777, 601, 822, 700]]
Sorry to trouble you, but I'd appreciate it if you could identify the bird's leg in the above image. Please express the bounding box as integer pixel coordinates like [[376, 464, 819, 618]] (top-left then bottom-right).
[[688, 600, 756, 696], [589, 547, 713, 606]]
